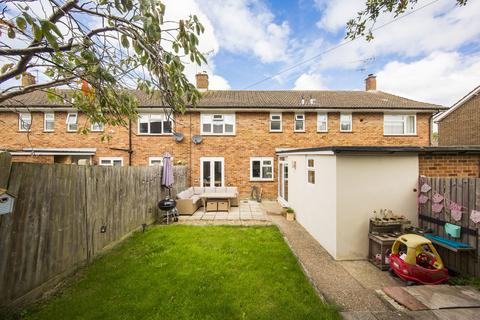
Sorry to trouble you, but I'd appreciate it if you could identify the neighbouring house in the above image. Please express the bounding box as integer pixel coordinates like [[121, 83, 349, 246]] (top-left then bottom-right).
[[0, 73, 446, 199], [277, 146, 480, 260], [436, 85, 480, 146]]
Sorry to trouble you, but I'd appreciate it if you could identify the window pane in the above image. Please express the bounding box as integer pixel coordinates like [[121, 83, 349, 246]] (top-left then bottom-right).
[[340, 122, 351, 131], [406, 116, 415, 134], [318, 121, 326, 131], [308, 170, 315, 184], [202, 123, 211, 133], [163, 121, 172, 133], [262, 166, 272, 179], [252, 160, 261, 178], [271, 115, 281, 120], [385, 121, 404, 134], [213, 124, 223, 134], [270, 121, 281, 131], [91, 123, 103, 131], [45, 120, 54, 131], [150, 160, 162, 166], [100, 160, 110, 166], [203, 161, 211, 187], [308, 159, 314, 168], [214, 161, 222, 187], [225, 124, 234, 133], [139, 122, 149, 133], [150, 120, 162, 134], [112, 160, 122, 166], [295, 120, 304, 131]]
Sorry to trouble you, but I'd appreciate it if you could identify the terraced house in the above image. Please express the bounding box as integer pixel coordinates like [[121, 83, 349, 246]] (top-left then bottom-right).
[[0, 73, 445, 198]]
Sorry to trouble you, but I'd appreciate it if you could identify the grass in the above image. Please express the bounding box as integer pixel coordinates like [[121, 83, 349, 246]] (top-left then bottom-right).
[[16, 225, 339, 320], [448, 274, 480, 291]]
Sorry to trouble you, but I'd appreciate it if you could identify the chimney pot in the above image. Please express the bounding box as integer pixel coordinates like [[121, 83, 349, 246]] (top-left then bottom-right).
[[365, 74, 376, 91], [195, 72, 209, 91], [22, 72, 36, 87]]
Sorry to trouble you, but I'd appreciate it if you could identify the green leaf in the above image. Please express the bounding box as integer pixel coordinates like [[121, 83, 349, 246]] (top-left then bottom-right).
[[45, 32, 59, 50], [121, 35, 129, 48], [32, 23, 42, 41], [7, 28, 15, 39], [16, 17, 27, 30]]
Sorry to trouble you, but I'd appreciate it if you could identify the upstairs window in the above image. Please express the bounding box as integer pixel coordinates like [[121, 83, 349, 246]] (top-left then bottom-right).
[[294, 113, 305, 132], [384, 114, 416, 135], [340, 113, 352, 132], [138, 113, 173, 135], [317, 113, 328, 132], [269, 113, 282, 132], [307, 157, 315, 184], [18, 112, 31, 132], [201, 113, 235, 135], [250, 157, 274, 181], [44, 112, 55, 132], [91, 122, 104, 132], [66, 113, 78, 132]]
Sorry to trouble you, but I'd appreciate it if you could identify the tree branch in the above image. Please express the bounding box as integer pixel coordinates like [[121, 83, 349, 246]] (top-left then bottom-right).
[[0, 76, 76, 103]]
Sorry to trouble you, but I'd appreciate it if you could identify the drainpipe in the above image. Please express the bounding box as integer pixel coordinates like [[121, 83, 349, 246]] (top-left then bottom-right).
[[128, 118, 133, 166]]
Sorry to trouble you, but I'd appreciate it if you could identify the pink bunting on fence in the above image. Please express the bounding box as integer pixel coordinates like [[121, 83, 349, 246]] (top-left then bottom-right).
[[449, 201, 462, 212], [432, 203, 444, 213], [471, 210, 480, 224], [420, 183, 432, 193], [432, 193, 444, 203], [418, 194, 429, 204], [451, 210, 462, 222]]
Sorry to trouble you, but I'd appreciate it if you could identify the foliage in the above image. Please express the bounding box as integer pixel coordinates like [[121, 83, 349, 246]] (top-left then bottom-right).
[[448, 274, 480, 291], [8, 225, 339, 320], [286, 207, 295, 214], [0, 0, 207, 129], [346, 0, 469, 41]]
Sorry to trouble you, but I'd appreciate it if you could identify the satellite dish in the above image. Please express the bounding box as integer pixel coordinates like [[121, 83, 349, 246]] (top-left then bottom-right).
[[192, 135, 203, 144], [173, 132, 184, 142]]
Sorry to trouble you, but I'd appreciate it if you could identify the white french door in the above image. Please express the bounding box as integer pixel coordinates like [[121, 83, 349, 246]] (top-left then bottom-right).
[[200, 157, 224, 187]]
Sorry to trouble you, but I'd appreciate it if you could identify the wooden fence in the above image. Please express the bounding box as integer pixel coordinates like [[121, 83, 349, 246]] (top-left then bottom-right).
[[418, 176, 480, 277], [0, 152, 187, 308]]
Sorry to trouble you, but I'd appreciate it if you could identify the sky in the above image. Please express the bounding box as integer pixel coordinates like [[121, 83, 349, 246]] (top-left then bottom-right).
[[164, 0, 480, 106], [2, 0, 479, 107]]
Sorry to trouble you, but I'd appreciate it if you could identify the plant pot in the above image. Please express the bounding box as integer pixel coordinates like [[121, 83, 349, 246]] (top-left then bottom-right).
[[286, 212, 295, 221]]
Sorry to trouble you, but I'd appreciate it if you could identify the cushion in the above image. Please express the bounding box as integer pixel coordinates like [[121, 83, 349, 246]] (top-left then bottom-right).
[[191, 195, 201, 204], [215, 187, 227, 193], [193, 187, 204, 195], [204, 187, 216, 193], [183, 188, 194, 198], [226, 187, 237, 193], [177, 190, 188, 200]]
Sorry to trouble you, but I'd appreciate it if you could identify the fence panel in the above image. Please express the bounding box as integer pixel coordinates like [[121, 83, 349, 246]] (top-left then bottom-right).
[[418, 176, 480, 277], [0, 153, 187, 308]]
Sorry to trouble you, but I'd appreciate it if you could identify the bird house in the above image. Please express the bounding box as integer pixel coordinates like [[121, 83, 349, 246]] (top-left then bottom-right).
[[0, 188, 16, 215]]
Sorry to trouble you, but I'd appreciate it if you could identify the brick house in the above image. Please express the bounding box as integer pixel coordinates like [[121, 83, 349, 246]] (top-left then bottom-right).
[[436, 85, 480, 146], [0, 74, 446, 199]]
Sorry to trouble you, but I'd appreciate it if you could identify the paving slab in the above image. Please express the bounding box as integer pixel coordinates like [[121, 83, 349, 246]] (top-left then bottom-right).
[[403, 285, 480, 310], [383, 286, 428, 311]]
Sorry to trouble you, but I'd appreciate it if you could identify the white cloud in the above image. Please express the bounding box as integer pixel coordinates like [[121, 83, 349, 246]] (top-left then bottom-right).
[[197, 0, 291, 63], [314, 0, 363, 33], [293, 73, 327, 90], [377, 51, 480, 106]]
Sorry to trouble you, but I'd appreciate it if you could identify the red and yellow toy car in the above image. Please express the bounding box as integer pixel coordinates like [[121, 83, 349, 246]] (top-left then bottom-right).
[[390, 234, 449, 285]]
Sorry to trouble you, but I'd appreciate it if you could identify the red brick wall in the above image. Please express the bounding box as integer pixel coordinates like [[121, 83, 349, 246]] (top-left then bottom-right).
[[438, 93, 480, 145], [0, 110, 432, 198], [419, 154, 480, 177]]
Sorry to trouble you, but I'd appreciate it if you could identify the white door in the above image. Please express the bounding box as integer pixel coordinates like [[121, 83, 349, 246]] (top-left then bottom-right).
[[200, 157, 224, 187], [278, 157, 288, 204]]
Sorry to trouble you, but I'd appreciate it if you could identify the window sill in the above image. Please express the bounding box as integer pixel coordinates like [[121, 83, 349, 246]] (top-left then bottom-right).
[[340, 131, 353, 133], [137, 133, 174, 136], [250, 178, 274, 182], [269, 130, 283, 133], [43, 130, 55, 133], [18, 130, 31, 133], [384, 134, 417, 137], [200, 133, 236, 136], [294, 130, 306, 133], [317, 131, 328, 133]]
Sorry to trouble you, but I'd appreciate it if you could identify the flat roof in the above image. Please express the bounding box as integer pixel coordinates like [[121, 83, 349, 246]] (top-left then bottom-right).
[[276, 146, 480, 155]]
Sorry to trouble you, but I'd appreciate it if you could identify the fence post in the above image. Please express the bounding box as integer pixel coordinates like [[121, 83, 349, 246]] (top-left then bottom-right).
[[0, 152, 12, 189]]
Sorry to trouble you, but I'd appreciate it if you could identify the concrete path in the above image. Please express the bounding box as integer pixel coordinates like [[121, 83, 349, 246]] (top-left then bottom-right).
[[268, 213, 403, 313]]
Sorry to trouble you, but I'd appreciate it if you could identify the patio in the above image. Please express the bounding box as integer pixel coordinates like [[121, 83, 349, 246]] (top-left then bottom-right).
[[179, 200, 270, 223]]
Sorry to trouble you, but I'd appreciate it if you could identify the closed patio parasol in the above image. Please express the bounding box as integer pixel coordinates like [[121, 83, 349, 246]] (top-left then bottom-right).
[[162, 152, 174, 189]]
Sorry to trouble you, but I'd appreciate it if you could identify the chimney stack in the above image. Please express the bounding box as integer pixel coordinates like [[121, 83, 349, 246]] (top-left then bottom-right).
[[22, 72, 36, 87], [365, 74, 376, 91], [195, 72, 209, 91]]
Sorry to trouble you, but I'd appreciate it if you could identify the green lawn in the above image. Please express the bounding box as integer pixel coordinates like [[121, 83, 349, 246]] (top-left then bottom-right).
[[17, 225, 339, 320]]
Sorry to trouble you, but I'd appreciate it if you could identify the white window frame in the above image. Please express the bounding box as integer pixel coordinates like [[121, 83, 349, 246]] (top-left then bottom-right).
[[200, 113, 236, 135], [294, 113, 305, 132], [137, 113, 174, 135], [340, 113, 352, 132], [18, 112, 32, 132], [99, 157, 123, 166], [44, 112, 55, 132], [66, 112, 78, 132], [383, 114, 417, 136], [149, 157, 163, 166], [200, 157, 225, 187], [91, 122, 104, 132], [317, 112, 328, 132], [269, 113, 282, 132], [250, 157, 274, 181], [306, 157, 315, 185]]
